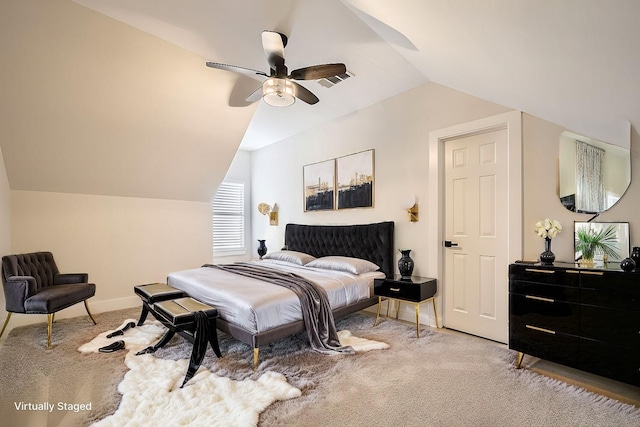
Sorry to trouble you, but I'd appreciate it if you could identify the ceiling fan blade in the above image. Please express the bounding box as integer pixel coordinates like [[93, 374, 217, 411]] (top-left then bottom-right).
[[245, 85, 263, 103], [289, 63, 347, 80], [206, 62, 268, 82], [290, 81, 319, 105], [261, 31, 287, 76]]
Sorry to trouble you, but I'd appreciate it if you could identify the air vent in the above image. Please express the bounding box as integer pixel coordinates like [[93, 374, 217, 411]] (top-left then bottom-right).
[[317, 71, 354, 88]]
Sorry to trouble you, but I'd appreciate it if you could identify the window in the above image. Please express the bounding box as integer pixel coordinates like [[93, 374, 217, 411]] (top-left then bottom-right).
[[212, 181, 245, 256]]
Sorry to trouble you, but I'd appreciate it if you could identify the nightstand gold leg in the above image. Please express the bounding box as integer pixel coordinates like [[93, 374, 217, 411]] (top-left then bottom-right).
[[432, 297, 440, 328], [375, 297, 383, 326], [385, 298, 391, 318], [415, 303, 420, 338], [395, 300, 401, 319]]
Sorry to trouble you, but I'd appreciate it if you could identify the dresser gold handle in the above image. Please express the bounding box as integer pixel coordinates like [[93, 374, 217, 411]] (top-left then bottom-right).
[[524, 268, 554, 274], [389, 287, 400, 292], [526, 325, 555, 334], [566, 270, 580, 274], [581, 271, 604, 276], [526, 295, 555, 303]]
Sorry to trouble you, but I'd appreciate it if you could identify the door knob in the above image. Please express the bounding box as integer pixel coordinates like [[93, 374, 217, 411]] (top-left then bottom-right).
[[444, 241, 458, 247]]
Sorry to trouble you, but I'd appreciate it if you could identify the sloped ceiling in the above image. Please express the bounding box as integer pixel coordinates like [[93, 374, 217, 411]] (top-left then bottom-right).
[[2, 0, 638, 202]]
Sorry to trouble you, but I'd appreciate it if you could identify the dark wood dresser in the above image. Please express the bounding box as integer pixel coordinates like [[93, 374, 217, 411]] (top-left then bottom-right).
[[509, 262, 640, 386]]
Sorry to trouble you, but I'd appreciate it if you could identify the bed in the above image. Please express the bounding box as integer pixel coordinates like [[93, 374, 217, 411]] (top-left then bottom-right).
[[167, 221, 395, 368]]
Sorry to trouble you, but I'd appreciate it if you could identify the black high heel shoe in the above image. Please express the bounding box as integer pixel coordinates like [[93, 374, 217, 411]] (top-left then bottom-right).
[[98, 340, 125, 353], [106, 321, 136, 338]]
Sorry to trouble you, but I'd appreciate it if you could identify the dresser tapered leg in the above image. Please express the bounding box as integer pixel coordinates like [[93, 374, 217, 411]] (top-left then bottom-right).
[[515, 352, 524, 369]]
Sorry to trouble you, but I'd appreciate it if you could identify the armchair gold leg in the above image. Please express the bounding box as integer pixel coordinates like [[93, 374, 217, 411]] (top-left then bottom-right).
[[0, 312, 12, 339], [253, 348, 259, 372], [47, 313, 54, 350], [84, 300, 97, 325]]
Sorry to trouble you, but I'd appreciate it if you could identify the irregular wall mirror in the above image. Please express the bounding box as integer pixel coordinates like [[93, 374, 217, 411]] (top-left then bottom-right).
[[558, 130, 631, 213]]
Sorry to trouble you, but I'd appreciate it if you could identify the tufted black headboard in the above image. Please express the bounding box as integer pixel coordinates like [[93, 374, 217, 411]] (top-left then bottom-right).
[[284, 222, 395, 278]]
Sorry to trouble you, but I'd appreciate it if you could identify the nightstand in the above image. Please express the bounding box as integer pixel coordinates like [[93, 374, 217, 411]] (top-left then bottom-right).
[[373, 275, 439, 337]]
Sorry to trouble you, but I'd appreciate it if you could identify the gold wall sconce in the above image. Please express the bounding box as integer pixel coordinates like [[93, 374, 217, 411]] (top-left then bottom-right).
[[258, 203, 278, 226], [402, 197, 419, 222]]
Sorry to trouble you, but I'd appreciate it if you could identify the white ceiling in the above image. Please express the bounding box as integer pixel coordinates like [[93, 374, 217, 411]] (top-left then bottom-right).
[[73, 0, 639, 150]]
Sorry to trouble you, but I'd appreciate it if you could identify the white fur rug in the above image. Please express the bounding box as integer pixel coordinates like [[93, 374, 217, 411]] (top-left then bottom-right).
[[80, 319, 388, 426]]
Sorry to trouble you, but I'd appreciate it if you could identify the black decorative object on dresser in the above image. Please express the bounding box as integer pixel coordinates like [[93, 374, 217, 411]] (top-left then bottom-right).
[[374, 275, 438, 338], [509, 262, 640, 387]]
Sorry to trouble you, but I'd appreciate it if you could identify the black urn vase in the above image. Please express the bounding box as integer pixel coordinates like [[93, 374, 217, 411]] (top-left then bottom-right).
[[539, 238, 555, 265], [630, 247, 640, 270], [257, 240, 267, 260], [398, 249, 414, 278], [620, 257, 636, 272]]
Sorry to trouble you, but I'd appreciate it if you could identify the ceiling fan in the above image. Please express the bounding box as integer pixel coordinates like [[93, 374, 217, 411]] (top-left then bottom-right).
[[206, 31, 347, 107]]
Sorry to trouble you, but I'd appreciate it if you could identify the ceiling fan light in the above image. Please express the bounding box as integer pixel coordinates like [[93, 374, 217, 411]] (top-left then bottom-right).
[[262, 78, 295, 107]]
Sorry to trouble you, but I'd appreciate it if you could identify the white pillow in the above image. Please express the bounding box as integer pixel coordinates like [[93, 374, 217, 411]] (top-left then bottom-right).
[[306, 256, 380, 275], [263, 250, 316, 266]]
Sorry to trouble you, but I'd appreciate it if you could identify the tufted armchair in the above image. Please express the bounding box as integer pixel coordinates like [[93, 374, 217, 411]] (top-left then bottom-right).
[[0, 252, 97, 349]]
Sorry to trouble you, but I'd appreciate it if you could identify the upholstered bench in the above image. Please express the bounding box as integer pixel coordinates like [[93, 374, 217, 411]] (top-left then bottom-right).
[[134, 283, 186, 326], [136, 297, 222, 388]]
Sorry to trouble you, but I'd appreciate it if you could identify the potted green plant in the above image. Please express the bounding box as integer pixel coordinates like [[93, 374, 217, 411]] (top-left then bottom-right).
[[575, 225, 619, 267]]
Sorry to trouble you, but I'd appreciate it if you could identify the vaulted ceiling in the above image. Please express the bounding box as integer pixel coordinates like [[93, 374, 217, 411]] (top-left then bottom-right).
[[74, 0, 639, 150], [2, 0, 638, 201]]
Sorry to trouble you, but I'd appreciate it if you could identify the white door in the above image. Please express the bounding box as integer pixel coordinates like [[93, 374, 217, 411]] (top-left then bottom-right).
[[443, 128, 509, 343]]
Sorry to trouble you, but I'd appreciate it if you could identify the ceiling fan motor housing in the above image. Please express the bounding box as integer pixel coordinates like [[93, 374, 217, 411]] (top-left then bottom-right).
[[263, 78, 296, 107]]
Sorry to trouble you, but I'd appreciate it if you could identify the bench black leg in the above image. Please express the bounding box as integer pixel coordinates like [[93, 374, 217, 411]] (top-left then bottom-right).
[[181, 311, 210, 388], [137, 302, 150, 326]]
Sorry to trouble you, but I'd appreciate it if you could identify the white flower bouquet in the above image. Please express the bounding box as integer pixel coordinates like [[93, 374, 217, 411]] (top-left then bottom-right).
[[534, 219, 562, 239]]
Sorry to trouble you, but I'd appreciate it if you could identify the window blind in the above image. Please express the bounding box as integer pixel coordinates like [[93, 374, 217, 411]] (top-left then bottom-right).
[[212, 181, 245, 256]]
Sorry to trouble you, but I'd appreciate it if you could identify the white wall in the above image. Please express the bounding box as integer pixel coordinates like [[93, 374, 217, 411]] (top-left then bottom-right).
[[6, 191, 212, 331], [0, 148, 12, 334], [251, 82, 510, 275]]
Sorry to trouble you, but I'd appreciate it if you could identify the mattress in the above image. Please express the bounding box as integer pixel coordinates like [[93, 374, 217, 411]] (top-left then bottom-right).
[[167, 260, 384, 334]]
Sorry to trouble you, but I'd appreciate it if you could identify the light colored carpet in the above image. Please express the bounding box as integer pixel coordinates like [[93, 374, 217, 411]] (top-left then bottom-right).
[[77, 318, 386, 426], [1, 307, 639, 426]]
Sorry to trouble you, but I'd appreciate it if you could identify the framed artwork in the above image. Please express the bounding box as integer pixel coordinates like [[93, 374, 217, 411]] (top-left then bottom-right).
[[574, 221, 630, 263], [303, 159, 335, 211], [336, 149, 374, 209]]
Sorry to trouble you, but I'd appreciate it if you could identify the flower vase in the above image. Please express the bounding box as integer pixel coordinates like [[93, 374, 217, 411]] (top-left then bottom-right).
[[398, 249, 414, 278], [257, 240, 267, 260], [539, 237, 555, 265]]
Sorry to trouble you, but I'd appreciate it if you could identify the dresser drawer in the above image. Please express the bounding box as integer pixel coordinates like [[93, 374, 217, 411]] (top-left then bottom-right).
[[579, 338, 640, 387], [374, 278, 436, 302], [580, 305, 640, 348], [510, 281, 580, 303], [580, 272, 640, 311], [510, 293, 579, 335], [509, 264, 579, 287], [509, 324, 579, 368]]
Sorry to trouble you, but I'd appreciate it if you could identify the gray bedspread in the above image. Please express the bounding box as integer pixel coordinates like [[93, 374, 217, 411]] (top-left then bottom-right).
[[205, 262, 354, 355]]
